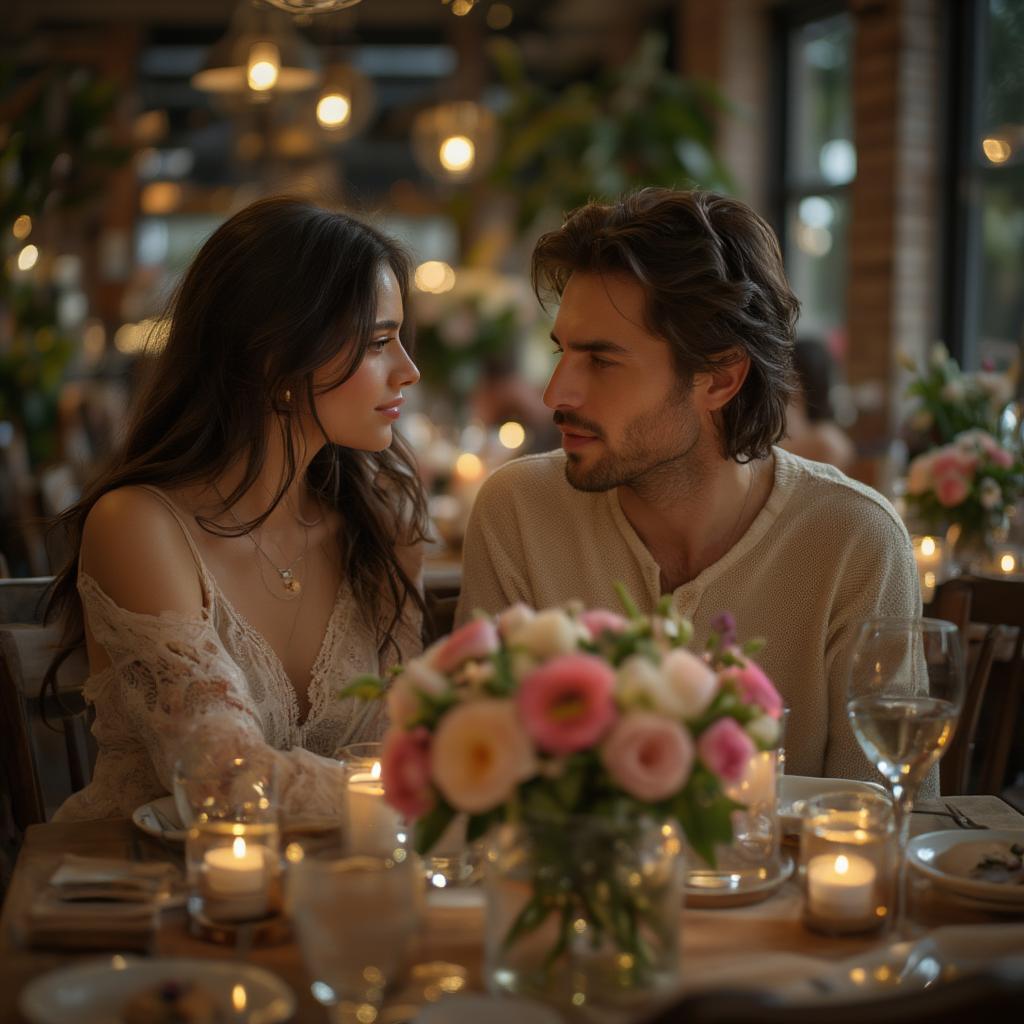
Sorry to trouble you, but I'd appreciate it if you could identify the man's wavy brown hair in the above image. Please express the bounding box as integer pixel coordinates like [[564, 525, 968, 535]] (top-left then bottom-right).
[[532, 188, 800, 462]]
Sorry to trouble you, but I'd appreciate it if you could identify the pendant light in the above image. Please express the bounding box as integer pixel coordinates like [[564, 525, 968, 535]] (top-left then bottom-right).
[[411, 100, 497, 183]]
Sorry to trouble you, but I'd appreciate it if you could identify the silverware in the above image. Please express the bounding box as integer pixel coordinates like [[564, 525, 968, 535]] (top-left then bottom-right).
[[944, 802, 988, 830]]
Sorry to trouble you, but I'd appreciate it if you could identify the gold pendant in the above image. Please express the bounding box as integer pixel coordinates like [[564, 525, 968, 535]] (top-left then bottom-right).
[[281, 571, 301, 594]]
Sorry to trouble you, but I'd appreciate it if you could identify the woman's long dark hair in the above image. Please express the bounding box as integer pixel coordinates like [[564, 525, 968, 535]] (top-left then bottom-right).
[[45, 195, 429, 685]]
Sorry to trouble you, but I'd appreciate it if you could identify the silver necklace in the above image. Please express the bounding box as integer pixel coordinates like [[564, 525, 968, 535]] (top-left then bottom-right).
[[215, 487, 310, 598], [725, 460, 757, 553]]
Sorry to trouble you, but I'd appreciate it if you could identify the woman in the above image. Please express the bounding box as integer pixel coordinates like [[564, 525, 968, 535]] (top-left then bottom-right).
[[46, 196, 428, 821]]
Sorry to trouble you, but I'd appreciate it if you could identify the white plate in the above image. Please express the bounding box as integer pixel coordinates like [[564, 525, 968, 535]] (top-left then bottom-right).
[[907, 829, 1024, 904], [131, 795, 188, 843], [19, 956, 295, 1024], [778, 776, 888, 838]]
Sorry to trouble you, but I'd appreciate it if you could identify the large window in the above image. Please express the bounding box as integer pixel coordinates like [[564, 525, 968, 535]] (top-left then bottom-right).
[[776, 5, 854, 351], [948, 0, 1024, 374]]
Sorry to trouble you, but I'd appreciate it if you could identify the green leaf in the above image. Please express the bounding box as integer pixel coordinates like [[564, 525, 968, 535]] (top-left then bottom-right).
[[503, 893, 554, 949], [613, 581, 642, 620], [337, 675, 386, 701]]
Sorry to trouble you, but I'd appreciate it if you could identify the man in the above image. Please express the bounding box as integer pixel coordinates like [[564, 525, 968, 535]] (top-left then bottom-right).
[[455, 188, 921, 783]]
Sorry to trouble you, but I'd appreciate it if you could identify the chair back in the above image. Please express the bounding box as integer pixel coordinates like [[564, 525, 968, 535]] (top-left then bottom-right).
[[931, 575, 1024, 795], [0, 620, 92, 827], [0, 576, 54, 625]]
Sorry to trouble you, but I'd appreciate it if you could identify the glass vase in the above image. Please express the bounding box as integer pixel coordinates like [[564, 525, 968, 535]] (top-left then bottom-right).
[[484, 816, 684, 1014]]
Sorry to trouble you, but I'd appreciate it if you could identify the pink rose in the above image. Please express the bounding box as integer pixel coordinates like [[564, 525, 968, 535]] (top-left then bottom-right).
[[718, 660, 783, 719], [434, 618, 500, 675], [989, 446, 1014, 469], [932, 448, 977, 481], [697, 718, 756, 783], [431, 699, 535, 813], [518, 654, 617, 754], [600, 712, 694, 801], [381, 726, 435, 819], [578, 608, 630, 641], [935, 473, 970, 507]]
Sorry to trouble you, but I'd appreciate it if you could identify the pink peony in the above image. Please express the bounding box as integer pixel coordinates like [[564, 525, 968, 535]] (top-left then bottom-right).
[[518, 654, 617, 754], [718, 660, 783, 719], [935, 472, 970, 507], [932, 448, 978, 480], [600, 712, 694, 801], [431, 699, 535, 813], [578, 609, 630, 641], [381, 726, 435, 819], [697, 718, 756, 783], [434, 618, 500, 675]]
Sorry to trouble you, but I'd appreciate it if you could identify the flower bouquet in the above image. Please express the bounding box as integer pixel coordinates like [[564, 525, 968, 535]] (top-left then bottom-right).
[[905, 429, 1023, 558], [343, 589, 782, 1006], [901, 343, 1014, 448]]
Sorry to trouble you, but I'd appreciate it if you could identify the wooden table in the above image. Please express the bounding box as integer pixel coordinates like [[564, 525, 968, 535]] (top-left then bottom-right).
[[2, 796, 1023, 1024]]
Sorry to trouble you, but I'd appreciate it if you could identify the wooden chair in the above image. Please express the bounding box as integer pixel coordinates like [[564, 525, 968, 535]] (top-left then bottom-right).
[[931, 575, 1024, 796], [423, 562, 461, 644], [0, 619, 92, 829]]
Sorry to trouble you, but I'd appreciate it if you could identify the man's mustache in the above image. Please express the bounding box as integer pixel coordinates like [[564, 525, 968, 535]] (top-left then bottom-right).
[[553, 410, 604, 439]]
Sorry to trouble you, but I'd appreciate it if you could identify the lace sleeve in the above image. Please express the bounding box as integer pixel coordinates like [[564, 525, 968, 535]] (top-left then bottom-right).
[[79, 573, 346, 818]]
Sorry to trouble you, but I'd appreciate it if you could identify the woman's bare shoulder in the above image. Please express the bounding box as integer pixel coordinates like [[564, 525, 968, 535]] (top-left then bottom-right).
[[82, 486, 205, 617]]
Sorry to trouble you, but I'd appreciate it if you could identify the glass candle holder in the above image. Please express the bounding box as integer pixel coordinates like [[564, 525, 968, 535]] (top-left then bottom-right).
[[800, 790, 896, 936], [180, 751, 282, 927], [337, 741, 404, 857]]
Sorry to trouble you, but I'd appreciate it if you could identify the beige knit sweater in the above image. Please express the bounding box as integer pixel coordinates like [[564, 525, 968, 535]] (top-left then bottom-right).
[[457, 447, 932, 791]]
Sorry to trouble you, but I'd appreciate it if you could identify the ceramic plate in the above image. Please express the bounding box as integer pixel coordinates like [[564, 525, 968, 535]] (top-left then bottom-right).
[[131, 795, 187, 843], [907, 829, 1024, 904], [778, 776, 888, 838], [19, 956, 295, 1024], [685, 853, 795, 908]]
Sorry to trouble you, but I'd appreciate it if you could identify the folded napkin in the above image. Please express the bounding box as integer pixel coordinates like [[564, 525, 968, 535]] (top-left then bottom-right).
[[20, 854, 181, 951]]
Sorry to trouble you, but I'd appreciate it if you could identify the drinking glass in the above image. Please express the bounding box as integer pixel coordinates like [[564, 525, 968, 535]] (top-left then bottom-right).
[[288, 848, 420, 1023], [846, 616, 964, 930]]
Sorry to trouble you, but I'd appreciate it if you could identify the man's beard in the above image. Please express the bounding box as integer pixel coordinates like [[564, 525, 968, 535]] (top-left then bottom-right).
[[556, 391, 702, 494]]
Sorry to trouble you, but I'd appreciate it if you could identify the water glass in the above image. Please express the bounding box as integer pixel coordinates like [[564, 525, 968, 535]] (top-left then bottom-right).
[[289, 849, 420, 1022]]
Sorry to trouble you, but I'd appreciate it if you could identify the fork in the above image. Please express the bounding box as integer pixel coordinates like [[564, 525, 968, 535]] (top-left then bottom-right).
[[944, 802, 988, 829]]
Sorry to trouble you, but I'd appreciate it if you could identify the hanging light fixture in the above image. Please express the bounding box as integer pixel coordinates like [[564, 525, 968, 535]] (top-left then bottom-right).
[[411, 100, 497, 183], [192, 2, 321, 99], [315, 62, 376, 139], [262, 0, 365, 12]]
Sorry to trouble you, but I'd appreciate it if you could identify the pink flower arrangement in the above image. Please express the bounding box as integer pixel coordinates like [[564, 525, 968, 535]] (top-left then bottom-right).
[[904, 429, 1022, 539], [345, 593, 782, 867]]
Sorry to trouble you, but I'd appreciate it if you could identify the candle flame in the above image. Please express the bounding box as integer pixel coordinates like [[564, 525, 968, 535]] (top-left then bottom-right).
[[1000, 553, 1016, 573], [371, 760, 382, 780], [233, 836, 247, 858], [920, 536, 936, 557], [232, 985, 247, 1012], [835, 854, 849, 875]]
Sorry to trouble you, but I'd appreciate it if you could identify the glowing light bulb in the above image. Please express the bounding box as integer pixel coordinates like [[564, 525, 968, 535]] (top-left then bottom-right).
[[439, 134, 475, 173], [317, 92, 352, 128], [12, 214, 32, 239], [982, 137, 1011, 164], [247, 42, 281, 92], [17, 244, 39, 271]]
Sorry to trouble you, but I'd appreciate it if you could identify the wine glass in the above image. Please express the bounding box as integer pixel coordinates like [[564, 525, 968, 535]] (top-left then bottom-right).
[[846, 616, 964, 930]]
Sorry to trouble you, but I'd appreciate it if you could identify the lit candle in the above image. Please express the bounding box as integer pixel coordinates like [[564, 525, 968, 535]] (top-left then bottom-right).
[[806, 852, 876, 920], [204, 836, 267, 897], [996, 549, 1018, 576], [347, 763, 402, 855], [911, 535, 944, 602]]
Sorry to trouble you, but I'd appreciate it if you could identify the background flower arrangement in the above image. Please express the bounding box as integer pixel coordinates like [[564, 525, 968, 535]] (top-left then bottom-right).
[[344, 592, 782, 988], [412, 268, 544, 411]]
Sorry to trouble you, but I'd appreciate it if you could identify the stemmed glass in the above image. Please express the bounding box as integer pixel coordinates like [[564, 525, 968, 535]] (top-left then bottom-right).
[[846, 616, 964, 930]]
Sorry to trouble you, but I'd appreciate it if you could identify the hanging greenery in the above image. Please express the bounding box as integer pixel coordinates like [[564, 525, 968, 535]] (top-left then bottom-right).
[[488, 32, 735, 235]]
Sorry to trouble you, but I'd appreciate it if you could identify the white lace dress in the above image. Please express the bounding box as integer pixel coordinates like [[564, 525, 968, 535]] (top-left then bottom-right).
[[53, 491, 421, 822]]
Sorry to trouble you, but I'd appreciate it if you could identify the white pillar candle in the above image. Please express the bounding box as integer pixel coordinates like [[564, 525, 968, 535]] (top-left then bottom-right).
[[912, 535, 945, 602], [347, 769, 402, 854], [204, 836, 267, 897], [806, 852, 876, 920]]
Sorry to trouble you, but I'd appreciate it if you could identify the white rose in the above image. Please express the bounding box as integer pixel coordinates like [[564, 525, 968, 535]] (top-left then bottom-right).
[[747, 714, 781, 748], [387, 661, 448, 726], [506, 608, 586, 660], [930, 342, 949, 368], [979, 477, 1002, 510], [615, 655, 664, 710], [496, 602, 535, 639], [661, 648, 719, 719]]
